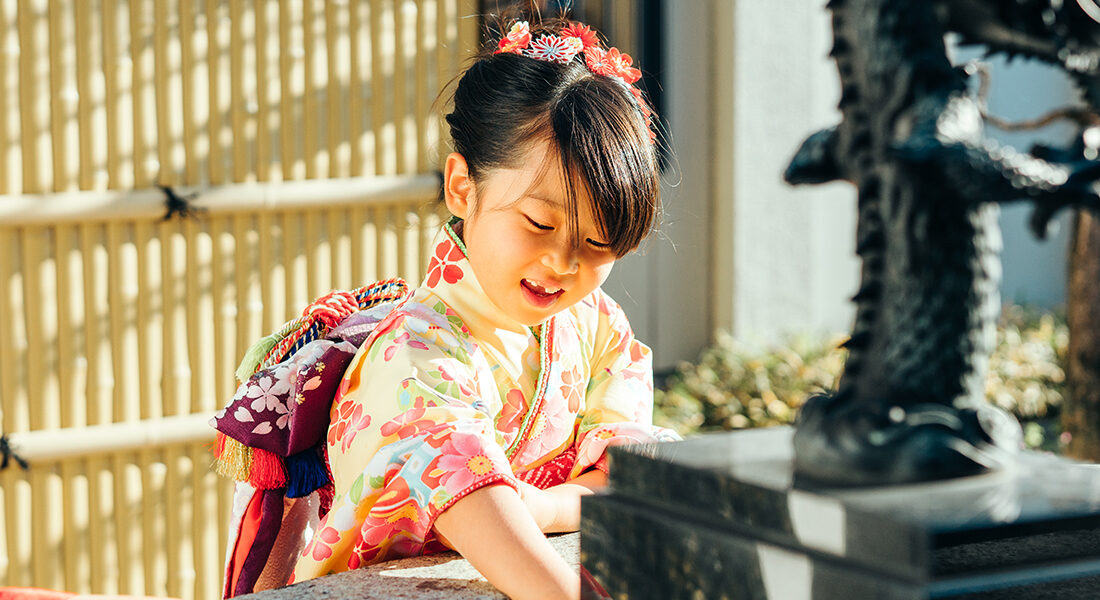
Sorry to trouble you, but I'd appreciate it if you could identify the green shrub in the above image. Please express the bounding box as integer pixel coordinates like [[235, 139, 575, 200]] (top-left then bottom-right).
[[654, 305, 1068, 451]]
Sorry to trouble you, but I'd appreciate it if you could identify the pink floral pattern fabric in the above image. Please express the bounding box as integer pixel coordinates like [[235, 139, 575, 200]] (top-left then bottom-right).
[[291, 222, 677, 581]]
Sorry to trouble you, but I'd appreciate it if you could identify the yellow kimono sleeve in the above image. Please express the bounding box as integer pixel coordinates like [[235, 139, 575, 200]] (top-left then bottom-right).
[[571, 292, 680, 478], [292, 299, 517, 580]]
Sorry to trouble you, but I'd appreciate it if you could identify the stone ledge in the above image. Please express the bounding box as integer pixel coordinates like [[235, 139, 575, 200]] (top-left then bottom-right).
[[237, 533, 579, 599]]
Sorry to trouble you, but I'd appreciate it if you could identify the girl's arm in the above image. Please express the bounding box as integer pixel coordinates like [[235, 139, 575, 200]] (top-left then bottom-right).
[[517, 469, 608, 533], [433, 483, 580, 600]]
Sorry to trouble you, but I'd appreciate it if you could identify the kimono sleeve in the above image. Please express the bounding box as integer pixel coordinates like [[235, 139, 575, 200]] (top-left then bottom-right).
[[293, 302, 517, 576], [571, 293, 680, 479]]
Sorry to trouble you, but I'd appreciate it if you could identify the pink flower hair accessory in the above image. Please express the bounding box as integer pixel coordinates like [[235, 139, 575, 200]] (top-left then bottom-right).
[[493, 20, 657, 143]]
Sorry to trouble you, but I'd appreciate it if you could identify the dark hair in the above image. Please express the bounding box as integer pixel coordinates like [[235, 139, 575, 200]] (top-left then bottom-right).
[[445, 18, 659, 258]]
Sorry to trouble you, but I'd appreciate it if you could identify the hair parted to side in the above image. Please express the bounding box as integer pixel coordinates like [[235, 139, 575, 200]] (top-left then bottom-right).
[[444, 16, 660, 258]]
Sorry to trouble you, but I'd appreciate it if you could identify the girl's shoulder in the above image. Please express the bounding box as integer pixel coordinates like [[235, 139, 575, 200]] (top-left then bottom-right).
[[366, 289, 477, 356]]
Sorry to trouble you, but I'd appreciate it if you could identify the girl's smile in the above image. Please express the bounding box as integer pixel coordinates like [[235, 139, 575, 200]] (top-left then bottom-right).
[[521, 278, 566, 308]]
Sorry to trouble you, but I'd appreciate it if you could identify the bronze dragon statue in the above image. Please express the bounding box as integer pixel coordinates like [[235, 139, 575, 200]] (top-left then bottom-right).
[[786, 0, 1100, 486]]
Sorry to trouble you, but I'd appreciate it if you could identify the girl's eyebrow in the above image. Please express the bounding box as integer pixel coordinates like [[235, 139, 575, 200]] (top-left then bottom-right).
[[524, 191, 563, 209]]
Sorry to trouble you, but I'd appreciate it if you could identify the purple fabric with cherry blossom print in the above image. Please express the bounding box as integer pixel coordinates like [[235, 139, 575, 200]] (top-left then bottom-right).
[[212, 303, 400, 457]]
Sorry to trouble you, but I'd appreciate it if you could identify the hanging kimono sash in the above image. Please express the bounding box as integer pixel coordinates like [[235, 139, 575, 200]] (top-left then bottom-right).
[[210, 278, 410, 598]]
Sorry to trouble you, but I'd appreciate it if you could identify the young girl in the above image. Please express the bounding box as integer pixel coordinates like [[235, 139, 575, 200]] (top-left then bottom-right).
[[288, 17, 675, 599]]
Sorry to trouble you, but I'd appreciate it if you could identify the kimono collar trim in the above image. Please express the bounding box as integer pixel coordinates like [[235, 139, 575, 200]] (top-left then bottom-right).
[[422, 218, 544, 338]]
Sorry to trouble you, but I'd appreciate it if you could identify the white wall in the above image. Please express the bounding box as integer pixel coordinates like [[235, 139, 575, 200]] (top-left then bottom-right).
[[718, 0, 858, 343], [605, 0, 859, 370], [601, 0, 717, 370]]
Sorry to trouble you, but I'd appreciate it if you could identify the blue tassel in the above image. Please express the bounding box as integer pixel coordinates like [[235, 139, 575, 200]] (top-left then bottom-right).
[[285, 448, 330, 498]]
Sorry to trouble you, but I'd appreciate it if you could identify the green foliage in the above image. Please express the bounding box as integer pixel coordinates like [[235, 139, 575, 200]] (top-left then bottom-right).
[[654, 305, 1068, 451]]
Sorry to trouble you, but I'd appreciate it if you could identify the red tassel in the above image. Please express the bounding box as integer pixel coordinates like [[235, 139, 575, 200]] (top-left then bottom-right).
[[248, 448, 288, 489], [213, 432, 227, 458]]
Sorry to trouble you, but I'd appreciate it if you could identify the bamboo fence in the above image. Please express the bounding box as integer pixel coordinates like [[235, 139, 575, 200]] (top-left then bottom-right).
[[0, 1, 478, 598]]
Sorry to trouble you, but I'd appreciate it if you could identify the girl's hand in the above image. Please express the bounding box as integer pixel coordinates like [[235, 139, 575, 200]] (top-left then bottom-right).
[[517, 469, 609, 533]]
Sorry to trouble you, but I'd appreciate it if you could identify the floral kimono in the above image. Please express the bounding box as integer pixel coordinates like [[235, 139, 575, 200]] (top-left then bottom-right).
[[290, 220, 678, 580]]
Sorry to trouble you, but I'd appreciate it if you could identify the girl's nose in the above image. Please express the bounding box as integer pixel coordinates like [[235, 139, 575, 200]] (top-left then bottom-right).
[[542, 242, 579, 275]]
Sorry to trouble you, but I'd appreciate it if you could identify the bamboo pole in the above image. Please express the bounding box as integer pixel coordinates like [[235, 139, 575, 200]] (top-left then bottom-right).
[[54, 225, 81, 429], [179, 0, 198, 184], [348, 204, 363, 286], [284, 209, 306, 317], [255, 0, 270, 182], [417, 202, 434, 283], [21, 228, 47, 431], [160, 220, 177, 417], [401, 207, 418, 282], [380, 205, 398, 279], [305, 209, 323, 296], [0, 229, 23, 433], [302, 0, 317, 179], [19, 0, 51, 194], [370, 0, 387, 176], [101, 0, 123, 188], [139, 449, 159, 595], [60, 462, 84, 592], [229, 0, 247, 183], [7, 414, 213, 466], [81, 222, 112, 426], [74, 0, 104, 191], [190, 443, 213, 600], [175, 223, 192, 417], [164, 446, 181, 597], [86, 456, 106, 593], [258, 209, 274, 332], [2, 467, 26, 586], [325, 0, 340, 179], [135, 220, 158, 421], [349, 0, 366, 176], [207, 0, 225, 184], [184, 218, 205, 413], [330, 206, 350, 289], [31, 469, 60, 590], [71, 0, 92, 191], [49, 1, 77, 192], [215, 461, 232, 600], [113, 454, 138, 593], [457, 0, 477, 63], [107, 222, 125, 425], [129, 0, 151, 188], [393, 0, 408, 175], [415, 0, 429, 173], [234, 213, 257, 365], [153, 0, 176, 186], [108, 221, 141, 423], [0, 174, 440, 225], [436, 0, 453, 162], [0, 0, 18, 194], [210, 217, 232, 428], [279, 0, 297, 180]]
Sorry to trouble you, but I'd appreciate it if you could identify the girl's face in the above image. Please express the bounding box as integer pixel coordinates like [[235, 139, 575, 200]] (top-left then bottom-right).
[[443, 140, 617, 326]]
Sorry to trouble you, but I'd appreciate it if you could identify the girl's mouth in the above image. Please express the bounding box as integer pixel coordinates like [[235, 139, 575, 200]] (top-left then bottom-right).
[[521, 279, 565, 308]]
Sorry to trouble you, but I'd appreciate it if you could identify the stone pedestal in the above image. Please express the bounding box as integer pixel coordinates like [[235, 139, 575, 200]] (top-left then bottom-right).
[[581, 427, 1100, 599]]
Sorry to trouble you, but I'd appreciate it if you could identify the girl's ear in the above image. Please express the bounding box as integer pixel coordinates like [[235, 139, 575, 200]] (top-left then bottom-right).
[[443, 152, 474, 219]]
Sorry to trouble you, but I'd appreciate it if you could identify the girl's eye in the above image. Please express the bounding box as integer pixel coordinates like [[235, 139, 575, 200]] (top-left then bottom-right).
[[586, 238, 610, 249], [526, 216, 553, 231]]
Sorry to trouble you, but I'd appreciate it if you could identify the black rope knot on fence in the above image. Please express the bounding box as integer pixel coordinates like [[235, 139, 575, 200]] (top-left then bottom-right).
[[0, 433, 28, 471]]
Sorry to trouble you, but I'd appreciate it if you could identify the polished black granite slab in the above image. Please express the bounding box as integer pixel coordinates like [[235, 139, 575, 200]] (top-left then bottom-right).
[[581, 427, 1100, 599]]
